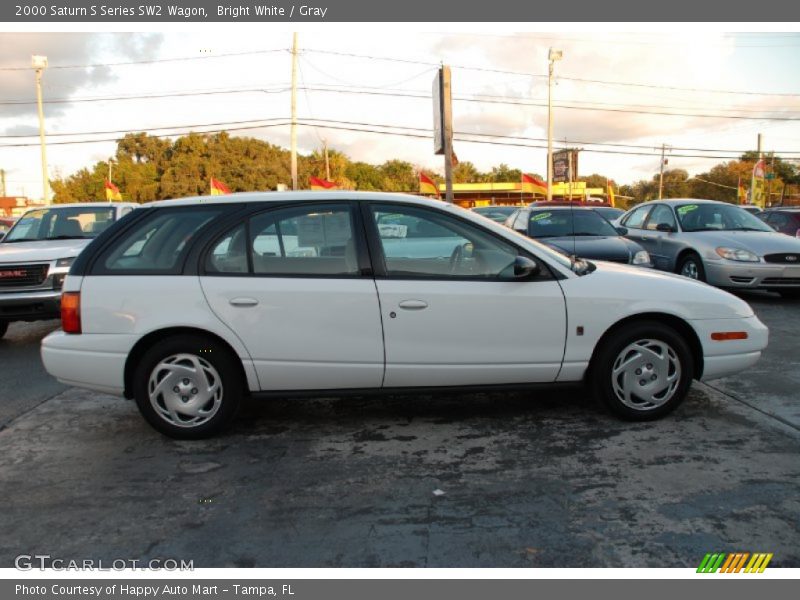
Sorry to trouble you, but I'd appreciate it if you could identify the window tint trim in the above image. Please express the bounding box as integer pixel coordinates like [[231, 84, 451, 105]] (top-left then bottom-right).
[[363, 202, 555, 282]]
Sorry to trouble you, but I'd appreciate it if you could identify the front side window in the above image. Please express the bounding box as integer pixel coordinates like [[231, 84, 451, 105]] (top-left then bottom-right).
[[248, 204, 359, 276], [101, 208, 225, 272], [4, 207, 116, 242], [371, 205, 519, 279], [645, 204, 677, 231]]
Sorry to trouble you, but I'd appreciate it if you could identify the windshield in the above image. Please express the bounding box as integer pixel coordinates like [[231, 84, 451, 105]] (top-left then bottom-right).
[[528, 209, 619, 238], [3, 207, 117, 242], [675, 203, 773, 233]]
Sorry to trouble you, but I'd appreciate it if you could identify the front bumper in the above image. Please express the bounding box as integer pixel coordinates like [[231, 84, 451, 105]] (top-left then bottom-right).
[[691, 315, 769, 381], [705, 259, 800, 290], [0, 289, 61, 321]]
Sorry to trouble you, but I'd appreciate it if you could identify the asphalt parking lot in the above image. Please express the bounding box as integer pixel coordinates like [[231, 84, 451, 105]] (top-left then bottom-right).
[[1, 292, 798, 568]]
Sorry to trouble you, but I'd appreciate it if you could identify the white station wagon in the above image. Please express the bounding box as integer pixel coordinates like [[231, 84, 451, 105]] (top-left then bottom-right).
[[41, 192, 768, 438]]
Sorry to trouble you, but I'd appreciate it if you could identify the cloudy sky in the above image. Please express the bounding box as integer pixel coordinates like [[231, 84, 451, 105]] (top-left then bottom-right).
[[1, 27, 799, 199]]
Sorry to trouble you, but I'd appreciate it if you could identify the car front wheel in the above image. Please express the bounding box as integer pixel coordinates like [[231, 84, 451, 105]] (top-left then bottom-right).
[[677, 253, 706, 282], [590, 321, 694, 420], [132, 334, 243, 439]]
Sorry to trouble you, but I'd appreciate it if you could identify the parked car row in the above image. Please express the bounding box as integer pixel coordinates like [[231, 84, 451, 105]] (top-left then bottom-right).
[[472, 199, 800, 298]]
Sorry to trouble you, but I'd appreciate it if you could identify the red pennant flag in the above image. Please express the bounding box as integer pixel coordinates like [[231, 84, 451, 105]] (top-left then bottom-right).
[[210, 177, 231, 195], [309, 176, 338, 190], [104, 179, 122, 201], [419, 172, 440, 197], [521, 173, 548, 195]]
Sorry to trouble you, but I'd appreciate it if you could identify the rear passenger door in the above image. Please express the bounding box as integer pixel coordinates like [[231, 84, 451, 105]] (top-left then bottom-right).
[[199, 202, 384, 391]]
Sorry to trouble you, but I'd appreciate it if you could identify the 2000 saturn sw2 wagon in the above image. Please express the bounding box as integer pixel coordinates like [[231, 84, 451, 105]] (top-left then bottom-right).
[[41, 192, 769, 438]]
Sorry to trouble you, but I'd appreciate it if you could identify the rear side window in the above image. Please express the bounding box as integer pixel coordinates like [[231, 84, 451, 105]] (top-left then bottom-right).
[[99, 208, 226, 274], [206, 203, 361, 277], [622, 205, 652, 229], [250, 204, 359, 276]]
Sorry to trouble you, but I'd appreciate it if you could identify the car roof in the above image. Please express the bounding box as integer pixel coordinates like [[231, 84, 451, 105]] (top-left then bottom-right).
[[634, 198, 736, 207], [146, 191, 467, 210], [23, 202, 137, 209], [528, 206, 602, 212]]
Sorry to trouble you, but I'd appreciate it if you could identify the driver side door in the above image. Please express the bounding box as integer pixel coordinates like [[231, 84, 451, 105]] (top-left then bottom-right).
[[366, 203, 568, 388]]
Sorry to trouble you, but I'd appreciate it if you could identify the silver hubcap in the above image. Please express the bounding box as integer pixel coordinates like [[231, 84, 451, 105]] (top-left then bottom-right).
[[148, 353, 223, 428], [611, 339, 681, 411], [680, 260, 699, 279]]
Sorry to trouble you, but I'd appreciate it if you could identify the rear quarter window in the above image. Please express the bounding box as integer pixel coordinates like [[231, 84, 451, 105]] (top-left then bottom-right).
[[95, 207, 228, 274]]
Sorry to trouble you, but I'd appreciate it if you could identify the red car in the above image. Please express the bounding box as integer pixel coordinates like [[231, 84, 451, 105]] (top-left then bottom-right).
[[758, 208, 800, 238], [0, 217, 16, 237]]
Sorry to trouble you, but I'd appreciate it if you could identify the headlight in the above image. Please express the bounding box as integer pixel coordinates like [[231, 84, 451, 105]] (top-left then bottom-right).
[[632, 250, 651, 265], [55, 257, 75, 268], [715, 247, 760, 262]]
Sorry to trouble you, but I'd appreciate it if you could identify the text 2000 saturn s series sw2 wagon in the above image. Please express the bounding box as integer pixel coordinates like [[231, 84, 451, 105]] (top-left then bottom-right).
[[41, 192, 768, 438]]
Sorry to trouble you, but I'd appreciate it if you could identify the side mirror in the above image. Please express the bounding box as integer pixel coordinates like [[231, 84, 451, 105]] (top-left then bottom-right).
[[656, 223, 674, 233], [615, 226, 628, 236], [513, 255, 541, 279]]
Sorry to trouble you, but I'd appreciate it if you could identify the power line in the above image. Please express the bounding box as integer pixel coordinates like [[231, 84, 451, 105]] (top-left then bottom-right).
[[6, 82, 798, 117], [302, 48, 800, 98], [2, 116, 799, 160], [0, 48, 288, 72]]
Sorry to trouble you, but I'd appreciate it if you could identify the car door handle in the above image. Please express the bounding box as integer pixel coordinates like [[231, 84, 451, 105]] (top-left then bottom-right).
[[229, 297, 259, 307], [398, 300, 428, 310], [640, 236, 652, 241]]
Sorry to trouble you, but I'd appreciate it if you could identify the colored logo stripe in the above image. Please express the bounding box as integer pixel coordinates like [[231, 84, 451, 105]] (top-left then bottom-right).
[[697, 553, 772, 573]]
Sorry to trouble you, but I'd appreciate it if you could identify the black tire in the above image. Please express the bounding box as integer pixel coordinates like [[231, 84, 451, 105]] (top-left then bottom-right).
[[0, 320, 8, 339], [589, 320, 694, 421], [778, 289, 800, 299], [133, 334, 243, 439], [676, 252, 706, 282]]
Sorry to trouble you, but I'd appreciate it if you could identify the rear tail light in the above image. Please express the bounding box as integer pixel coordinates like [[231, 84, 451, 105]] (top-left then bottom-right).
[[61, 292, 81, 334]]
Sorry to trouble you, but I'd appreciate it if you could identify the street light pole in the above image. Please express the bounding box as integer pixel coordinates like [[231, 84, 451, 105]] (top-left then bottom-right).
[[32, 55, 50, 205], [547, 48, 562, 203], [290, 33, 298, 191]]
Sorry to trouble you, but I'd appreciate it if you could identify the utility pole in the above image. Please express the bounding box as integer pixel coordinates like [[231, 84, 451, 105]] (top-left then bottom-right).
[[441, 66, 454, 204], [108, 158, 113, 183], [0, 169, 6, 197], [32, 55, 50, 205], [323, 139, 330, 181], [290, 33, 298, 190], [547, 49, 563, 202], [657, 143, 671, 200]]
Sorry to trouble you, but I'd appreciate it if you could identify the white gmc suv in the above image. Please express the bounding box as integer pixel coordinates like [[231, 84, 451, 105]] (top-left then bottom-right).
[[0, 202, 137, 338]]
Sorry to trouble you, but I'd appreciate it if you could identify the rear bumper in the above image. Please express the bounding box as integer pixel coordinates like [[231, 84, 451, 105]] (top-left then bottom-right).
[[0, 289, 61, 321], [41, 330, 131, 396]]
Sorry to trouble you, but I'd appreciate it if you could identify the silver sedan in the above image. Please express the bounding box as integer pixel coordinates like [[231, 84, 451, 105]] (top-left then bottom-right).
[[618, 198, 800, 298]]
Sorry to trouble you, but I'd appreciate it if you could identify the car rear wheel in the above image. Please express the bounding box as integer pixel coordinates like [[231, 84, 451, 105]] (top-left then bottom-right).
[[0, 320, 8, 339], [132, 334, 243, 439], [677, 253, 706, 282], [590, 321, 694, 420]]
